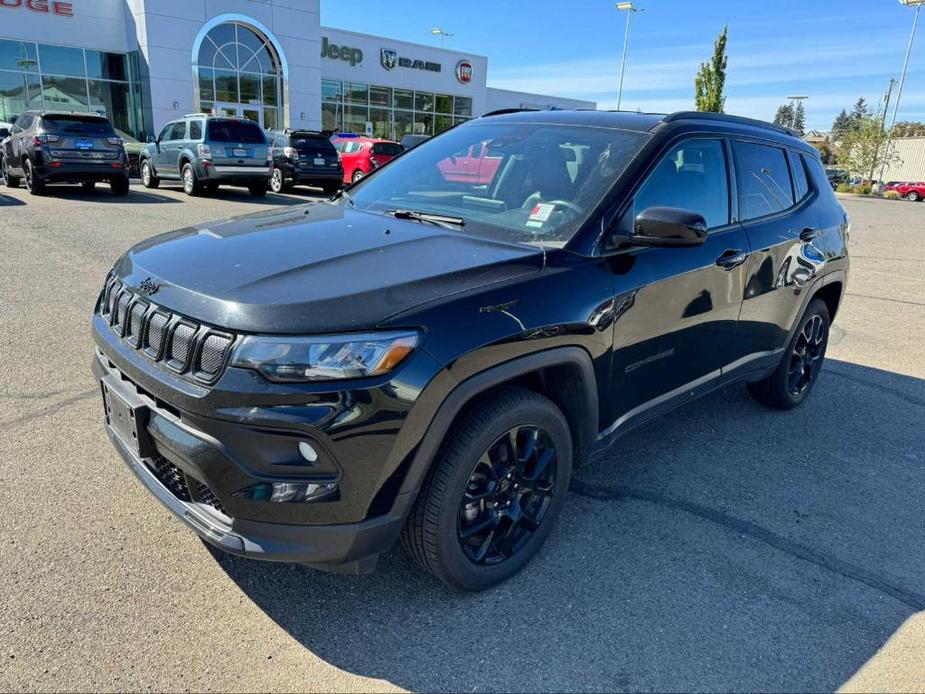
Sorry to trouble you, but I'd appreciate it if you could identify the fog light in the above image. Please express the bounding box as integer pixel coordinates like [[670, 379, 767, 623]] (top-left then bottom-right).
[[298, 441, 318, 463], [234, 481, 338, 503]]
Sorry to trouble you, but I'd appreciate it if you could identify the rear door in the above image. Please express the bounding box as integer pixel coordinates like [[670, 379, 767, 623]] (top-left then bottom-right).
[[9, 114, 33, 172], [370, 141, 403, 168], [605, 137, 751, 427], [731, 140, 823, 372]]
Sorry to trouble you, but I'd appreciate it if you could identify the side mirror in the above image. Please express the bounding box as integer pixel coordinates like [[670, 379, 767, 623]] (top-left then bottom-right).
[[0, 129, 9, 139], [628, 206, 708, 248]]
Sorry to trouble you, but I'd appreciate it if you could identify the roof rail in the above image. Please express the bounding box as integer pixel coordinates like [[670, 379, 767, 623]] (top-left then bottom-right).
[[183, 112, 210, 118], [480, 108, 540, 118], [662, 111, 799, 137]]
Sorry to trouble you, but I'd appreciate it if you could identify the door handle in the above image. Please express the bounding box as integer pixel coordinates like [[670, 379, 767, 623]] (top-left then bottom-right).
[[800, 227, 822, 241], [716, 249, 749, 270]]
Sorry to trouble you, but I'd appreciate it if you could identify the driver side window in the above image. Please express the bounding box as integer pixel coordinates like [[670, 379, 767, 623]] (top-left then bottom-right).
[[631, 138, 730, 230], [157, 124, 173, 142]]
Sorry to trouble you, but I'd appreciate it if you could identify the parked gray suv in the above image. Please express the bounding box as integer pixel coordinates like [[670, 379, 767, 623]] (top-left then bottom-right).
[[139, 114, 270, 197]]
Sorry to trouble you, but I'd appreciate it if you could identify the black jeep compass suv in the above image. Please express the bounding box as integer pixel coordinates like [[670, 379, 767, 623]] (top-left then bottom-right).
[[92, 110, 848, 590]]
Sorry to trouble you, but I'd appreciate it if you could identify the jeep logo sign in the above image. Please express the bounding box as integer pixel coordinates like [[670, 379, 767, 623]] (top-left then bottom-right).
[[320, 36, 363, 67]]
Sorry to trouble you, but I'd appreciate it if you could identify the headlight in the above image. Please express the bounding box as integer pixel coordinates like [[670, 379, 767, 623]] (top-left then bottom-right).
[[232, 330, 419, 382]]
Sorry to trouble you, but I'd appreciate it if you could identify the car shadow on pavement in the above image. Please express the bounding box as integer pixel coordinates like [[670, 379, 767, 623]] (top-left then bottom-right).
[[25, 186, 182, 204], [0, 194, 26, 206], [212, 359, 925, 692], [156, 185, 322, 206]]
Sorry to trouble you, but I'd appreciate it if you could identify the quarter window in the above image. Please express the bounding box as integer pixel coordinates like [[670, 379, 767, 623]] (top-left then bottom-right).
[[631, 139, 730, 229], [789, 151, 810, 201], [189, 120, 203, 140], [733, 141, 795, 221]]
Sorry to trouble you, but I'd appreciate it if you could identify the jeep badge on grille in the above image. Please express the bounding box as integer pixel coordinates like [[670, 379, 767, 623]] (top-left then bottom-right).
[[138, 277, 160, 296]]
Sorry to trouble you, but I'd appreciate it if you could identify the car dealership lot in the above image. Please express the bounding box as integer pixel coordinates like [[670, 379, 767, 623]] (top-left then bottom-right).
[[0, 187, 923, 691]]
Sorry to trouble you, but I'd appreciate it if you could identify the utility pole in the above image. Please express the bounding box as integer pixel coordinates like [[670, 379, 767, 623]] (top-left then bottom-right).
[[616, 3, 643, 110], [870, 78, 896, 183]]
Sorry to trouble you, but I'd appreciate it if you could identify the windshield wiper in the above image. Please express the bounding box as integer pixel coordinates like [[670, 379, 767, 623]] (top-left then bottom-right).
[[387, 209, 465, 228], [331, 187, 355, 207]]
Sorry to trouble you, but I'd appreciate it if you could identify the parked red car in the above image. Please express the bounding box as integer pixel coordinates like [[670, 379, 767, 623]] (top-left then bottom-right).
[[884, 181, 925, 201], [437, 142, 503, 184], [332, 137, 403, 184]]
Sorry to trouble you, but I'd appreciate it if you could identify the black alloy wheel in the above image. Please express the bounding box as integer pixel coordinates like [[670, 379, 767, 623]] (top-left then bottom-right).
[[787, 313, 826, 396], [458, 425, 557, 565]]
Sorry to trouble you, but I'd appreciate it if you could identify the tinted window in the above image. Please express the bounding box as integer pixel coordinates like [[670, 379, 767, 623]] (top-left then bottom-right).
[[291, 133, 336, 153], [733, 141, 794, 221], [189, 120, 203, 140], [207, 120, 265, 144], [790, 151, 810, 200], [41, 116, 114, 135], [157, 124, 173, 142], [16, 114, 33, 130], [166, 122, 186, 141], [632, 139, 730, 229], [372, 142, 403, 156]]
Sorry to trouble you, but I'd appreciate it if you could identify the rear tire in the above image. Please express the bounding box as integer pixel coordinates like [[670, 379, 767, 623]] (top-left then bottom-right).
[[906, 191, 920, 202], [747, 299, 830, 410], [351, 169, 364, 184], [269, 168, 287, 194], [181, 163, 204, 196], [81, 181, 96, 192], [1, 156, 19, 188], [110, 176, 130, 196], [140, 159, 159, 189], [24, 159, 44, 195], [402, 387, 572, 591], [248, 181, 268, 198], [323, 184, 340, 197]]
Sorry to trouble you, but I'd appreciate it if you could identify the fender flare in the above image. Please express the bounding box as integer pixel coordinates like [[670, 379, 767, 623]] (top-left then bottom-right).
[[397, 346, 599, 498]]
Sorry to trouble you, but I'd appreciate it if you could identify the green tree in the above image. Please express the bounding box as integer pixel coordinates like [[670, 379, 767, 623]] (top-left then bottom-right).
[[695, 25, 728, 113], [850, 97, 871, 124], [831, 109, 851, 141], [792, 101, 806, 136], [773, 103, 794, 128], [837, 116, 899, 179], [814, 142, 837, 165]]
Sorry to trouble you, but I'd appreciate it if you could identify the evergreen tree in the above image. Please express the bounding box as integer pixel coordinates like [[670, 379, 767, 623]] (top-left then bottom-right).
[[695, 26, 728, 113], [831, 109, 851, 140], [792, 101, 806, 136], [773, 103, 794, 128]]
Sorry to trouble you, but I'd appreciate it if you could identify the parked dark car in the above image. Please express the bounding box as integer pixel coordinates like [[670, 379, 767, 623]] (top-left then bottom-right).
[[139, 114, 270, 197], [1, 110, 129, 195], [824, 167, 848, 189], [92, 109, 848, 590], [266, 129, 342, 195]]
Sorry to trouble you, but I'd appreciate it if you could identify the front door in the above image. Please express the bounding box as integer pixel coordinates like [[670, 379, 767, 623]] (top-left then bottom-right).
[[603, 137, 750, 433], [214, 102, 263, 128]]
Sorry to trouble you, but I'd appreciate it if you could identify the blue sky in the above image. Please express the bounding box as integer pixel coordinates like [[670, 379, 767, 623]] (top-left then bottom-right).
[[321, 0, 925, 131]]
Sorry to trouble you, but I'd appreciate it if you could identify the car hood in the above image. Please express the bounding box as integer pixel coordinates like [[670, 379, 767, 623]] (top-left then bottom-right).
[[113, 203, 545, 333]]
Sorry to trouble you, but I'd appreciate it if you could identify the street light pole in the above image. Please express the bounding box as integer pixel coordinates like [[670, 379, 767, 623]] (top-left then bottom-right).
[[878, 0, 924, 184], [430, 28, 454, 48], [616, 3, 643, 111], [786, 94, 808, 132]]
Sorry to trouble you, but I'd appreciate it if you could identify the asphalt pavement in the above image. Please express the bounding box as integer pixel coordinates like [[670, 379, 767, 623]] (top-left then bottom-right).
[[0, 183, 923, 692]]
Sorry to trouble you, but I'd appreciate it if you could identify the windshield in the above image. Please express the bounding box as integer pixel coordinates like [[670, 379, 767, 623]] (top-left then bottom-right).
[[347, 121, 647, 246], [42, 117, 114, 135], [207, 120, 266, 144]]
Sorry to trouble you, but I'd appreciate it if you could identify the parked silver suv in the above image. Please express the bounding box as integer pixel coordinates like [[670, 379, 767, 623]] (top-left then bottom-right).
[[139, 114, 270, 197]]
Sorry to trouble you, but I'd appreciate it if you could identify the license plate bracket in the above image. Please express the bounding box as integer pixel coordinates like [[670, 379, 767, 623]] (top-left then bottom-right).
[[233, 148, 247, 157], [101, 378, 153, 458], [313, 157, 325, 166]]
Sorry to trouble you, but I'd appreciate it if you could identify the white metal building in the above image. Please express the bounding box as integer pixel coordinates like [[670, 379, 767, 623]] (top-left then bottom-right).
[[0, 0, 595, 140]]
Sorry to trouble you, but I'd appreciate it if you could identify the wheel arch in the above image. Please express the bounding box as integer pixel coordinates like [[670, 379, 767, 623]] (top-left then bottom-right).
[[394, 347, 599, 503], [812, 279, 843, 320]]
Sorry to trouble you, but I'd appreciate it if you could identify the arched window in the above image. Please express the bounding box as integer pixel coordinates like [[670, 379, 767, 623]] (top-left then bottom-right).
[[193, 20, 283, 130]]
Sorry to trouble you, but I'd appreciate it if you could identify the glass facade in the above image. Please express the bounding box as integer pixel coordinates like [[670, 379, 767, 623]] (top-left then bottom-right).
[[322, 78, 471, 140], [0, 39, 142, 137], [195, 22, 282, 130]]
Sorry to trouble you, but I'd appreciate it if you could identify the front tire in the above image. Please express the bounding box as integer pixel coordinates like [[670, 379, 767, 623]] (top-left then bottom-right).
[[747, 299, 830, 410], [1, 156, 19, 188], [402, 387, 573, 591], [140, 159, 159, 189], [906, 191, 920, 202]]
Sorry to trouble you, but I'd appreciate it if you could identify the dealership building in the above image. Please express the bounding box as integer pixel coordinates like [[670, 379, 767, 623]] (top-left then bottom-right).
[[0, 0, 594, 140]]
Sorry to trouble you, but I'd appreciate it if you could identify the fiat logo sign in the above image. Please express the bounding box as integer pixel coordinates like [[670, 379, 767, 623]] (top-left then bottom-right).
[[455, 60, 473, 84]]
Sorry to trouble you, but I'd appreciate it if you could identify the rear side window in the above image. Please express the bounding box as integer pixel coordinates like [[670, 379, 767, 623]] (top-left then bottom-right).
[[789, 151, 810, 201], [189, 120, 203, 140], [803, 154, 839, 202], [631, 138, 730, 229], [207, 120, 265, 144], [42, 116, 114, 136], [291, 133, 336, 153], [733, 141, 794, 221], [372, 142, 403, 156]]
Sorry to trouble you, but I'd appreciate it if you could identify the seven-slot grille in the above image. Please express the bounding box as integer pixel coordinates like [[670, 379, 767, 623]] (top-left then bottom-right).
[[99, 274, 235, 384]]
